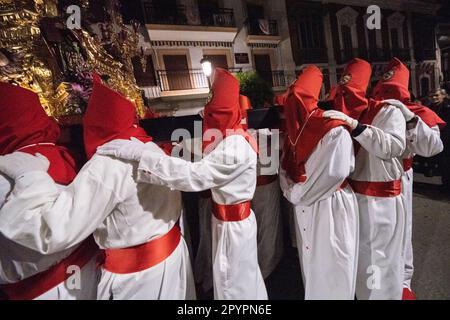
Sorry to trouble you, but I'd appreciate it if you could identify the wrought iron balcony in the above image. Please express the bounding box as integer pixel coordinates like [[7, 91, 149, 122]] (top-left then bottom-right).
[[247, 19, 279, 36], [156, 68, 242, 92], [256, 70, 287, 88], [339, 48, 367, 64], [390, 48, 411, 61], [300, 48, 328, 63], [142, 2, 235, 27]]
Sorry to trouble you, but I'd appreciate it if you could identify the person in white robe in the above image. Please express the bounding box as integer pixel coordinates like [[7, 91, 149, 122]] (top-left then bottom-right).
[[324, 58, 407, 300], [97, 68, 268, 300], [0, 82, 98, 300], [372, 58, 445, 299], [0, 76, 195, 300], [250, 128, 284, 279], [279, 65, 359, 300]]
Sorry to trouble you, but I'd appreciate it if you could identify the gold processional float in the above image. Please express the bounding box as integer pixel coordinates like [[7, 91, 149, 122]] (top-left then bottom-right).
[[0, 0, 148, 124]]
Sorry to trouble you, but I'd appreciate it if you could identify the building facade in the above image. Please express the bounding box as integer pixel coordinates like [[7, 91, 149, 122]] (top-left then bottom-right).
[[285, 0, 442, 99], [116, 0, 296, 116], [109, 0, 445, 116]]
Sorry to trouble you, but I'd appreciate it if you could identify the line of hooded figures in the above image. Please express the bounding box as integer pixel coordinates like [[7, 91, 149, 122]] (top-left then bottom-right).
[[0, 58, 445, 300]]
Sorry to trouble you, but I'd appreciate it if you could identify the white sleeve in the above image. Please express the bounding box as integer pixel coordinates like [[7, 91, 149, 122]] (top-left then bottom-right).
[[137, 135, 256, 192], [0, 156, 132, 254], [355, 105, 406, 160], [0, 173, 12, 208], [279, 127, 354, 207], [406, 119, 443, 157]]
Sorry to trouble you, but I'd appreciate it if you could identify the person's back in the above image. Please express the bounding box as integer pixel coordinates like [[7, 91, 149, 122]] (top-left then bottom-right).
[[0, 76, 195, 300], [0, 82, 97, 300], [97, 68, 267, 300]]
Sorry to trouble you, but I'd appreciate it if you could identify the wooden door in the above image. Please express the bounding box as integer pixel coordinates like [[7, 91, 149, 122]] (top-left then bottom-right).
[[254, 54, 273, 86], [163, 55, 191, 90], [203, 54, 229, 69]]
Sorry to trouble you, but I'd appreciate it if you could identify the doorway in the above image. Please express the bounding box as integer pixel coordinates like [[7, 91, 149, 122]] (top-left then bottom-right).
[[163, 55, 192, 90], [254, 53, 273, 86]]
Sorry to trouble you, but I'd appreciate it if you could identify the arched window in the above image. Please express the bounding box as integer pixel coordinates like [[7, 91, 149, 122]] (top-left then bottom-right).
[[336, 7, 359, 62], [387, 12, 405, 49]]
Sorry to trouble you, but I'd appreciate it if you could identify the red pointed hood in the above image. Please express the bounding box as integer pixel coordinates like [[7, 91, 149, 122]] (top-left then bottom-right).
[[328, 58, 372, 119], [282, 65, 350, 183], [83, 74, 152, 159], [373, 58, 410, 101], [373, 58, 445, 129], [285, 65, 323, 136], [0, 82, 77, 185], [0, 82, 60, 155], [202, 68, 257, 153]]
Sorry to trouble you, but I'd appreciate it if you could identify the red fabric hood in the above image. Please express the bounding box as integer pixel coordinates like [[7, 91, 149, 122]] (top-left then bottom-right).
[[373, 58, 445, 129], [282, 65, 350, 183], [0, 82, 77, 185], [202, 68, 257, 153], [83, 74, 152, 159], [327, 58, 372, 120]]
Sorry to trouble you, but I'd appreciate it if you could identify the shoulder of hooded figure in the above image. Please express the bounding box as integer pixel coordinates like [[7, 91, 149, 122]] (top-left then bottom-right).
[[215, 134, 257, 161], [371, 104, 406, 130], [378, 103, 404, 118], [321, 125, 351, 144], [80, 153, 133, 184]]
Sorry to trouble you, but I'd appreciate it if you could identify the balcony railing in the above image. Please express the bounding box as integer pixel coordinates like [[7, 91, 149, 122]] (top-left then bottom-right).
[[368, 48, 389, 62], [142, 2, 235, 27], [390, 48, 411, 61], [247, 19, 279, 36], [157, 68, 242, 92], [339, 48, 366, 64], [256, 70, 287, 88], [301, 48, 328, 63]]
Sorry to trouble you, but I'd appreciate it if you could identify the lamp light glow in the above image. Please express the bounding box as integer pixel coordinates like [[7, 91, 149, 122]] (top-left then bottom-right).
[[201, 58, 212, 77]]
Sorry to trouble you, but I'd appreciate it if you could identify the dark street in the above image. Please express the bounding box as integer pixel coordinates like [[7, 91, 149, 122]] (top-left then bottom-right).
[[264, 174, 450, 300]]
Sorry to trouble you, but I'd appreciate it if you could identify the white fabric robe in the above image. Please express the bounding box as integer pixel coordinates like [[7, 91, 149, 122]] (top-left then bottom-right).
[[401, 119, 443, 289], [279, 126, 359, 300], [0, 173, 98, 300], [137, 135, 268, 300], [249, 129, 283, 279], [0, 147, 195, 300], [352, 105, 407, 300]]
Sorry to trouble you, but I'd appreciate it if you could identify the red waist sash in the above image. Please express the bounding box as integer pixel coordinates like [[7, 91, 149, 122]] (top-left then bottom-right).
[[100, 223, 181, 274], [349, 179, 401, 197], [0, 237, 98, 300], [338, 179, 349, 190], [212, 201, 251, 222], [256, 174, 278, 186]]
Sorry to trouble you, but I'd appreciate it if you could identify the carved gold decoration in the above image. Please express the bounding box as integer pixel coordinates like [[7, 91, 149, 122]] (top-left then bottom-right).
[[78, 29, 145, 117], [0, 0, 145, 119]]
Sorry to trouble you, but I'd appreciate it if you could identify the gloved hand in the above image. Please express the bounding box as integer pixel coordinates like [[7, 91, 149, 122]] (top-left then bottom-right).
[[96, 137, 146, 161], [0, 152, 49, 180], [382, 99, 415, 121], [96, 137, 162, 161], [323, 110, 359, 130]]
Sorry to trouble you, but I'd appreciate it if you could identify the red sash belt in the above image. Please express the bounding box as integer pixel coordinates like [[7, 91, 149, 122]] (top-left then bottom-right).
[[256, 174, 278, 186], [403, 158, 414, 172], [0, 237, 98, 300], [100, 223, 181, 274], [349, 179, 402, 197], [338, 179, 349, 190], [212, 201, 251, 222]]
